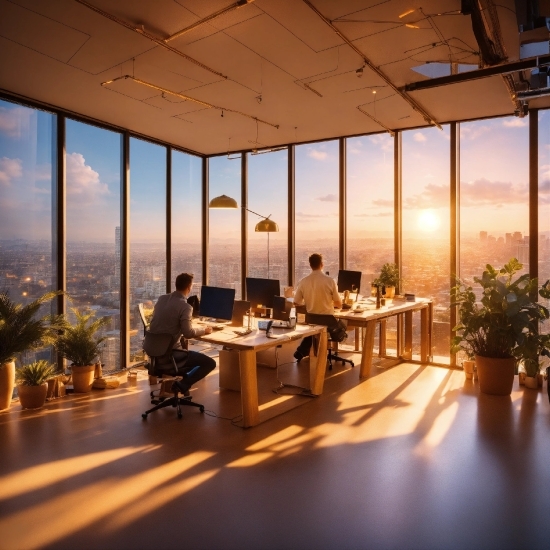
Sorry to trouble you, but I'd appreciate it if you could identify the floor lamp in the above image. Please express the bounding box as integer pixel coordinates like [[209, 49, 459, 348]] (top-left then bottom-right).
[[209, 194, 279, 277]]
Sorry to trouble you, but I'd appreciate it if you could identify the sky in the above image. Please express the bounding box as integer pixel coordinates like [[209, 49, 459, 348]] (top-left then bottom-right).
[[1, 97, 550, 245]]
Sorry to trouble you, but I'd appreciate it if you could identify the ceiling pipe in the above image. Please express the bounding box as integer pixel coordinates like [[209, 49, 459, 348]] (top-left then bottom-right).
[[301, 0, 441, 129], [76, 0, 228, 80], [165, 0, 256, 42]]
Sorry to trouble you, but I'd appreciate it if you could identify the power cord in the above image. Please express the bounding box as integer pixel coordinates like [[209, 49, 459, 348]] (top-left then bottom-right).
[[272, 346, 317, 397]]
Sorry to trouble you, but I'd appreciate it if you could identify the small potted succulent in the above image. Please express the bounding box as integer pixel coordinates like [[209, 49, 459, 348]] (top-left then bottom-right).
[[0, 290, 62, 410], [451, 258, 550, 395], [374, 263, 401, 298], [55, 308, 109, 393], [15, 360, 57, 409]]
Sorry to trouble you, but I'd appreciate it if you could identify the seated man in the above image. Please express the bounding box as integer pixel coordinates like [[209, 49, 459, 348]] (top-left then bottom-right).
[[293, 252, 342, 362], [148, 272, 216, 394]]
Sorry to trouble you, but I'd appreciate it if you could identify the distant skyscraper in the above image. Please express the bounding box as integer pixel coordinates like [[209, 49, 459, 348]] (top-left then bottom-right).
[[513, 231, 522, 243], [115, 226, 121, 279], [479, 231, 487, 241], [505, 233, 512, 245]]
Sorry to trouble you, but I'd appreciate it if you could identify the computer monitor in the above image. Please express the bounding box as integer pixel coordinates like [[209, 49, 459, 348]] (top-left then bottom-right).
[[231, 300, 250, 327], [337, 270, 362, 293], [199, 286, 236, 321], [245, 278, 281, 309], [272, 295, 291, 321]]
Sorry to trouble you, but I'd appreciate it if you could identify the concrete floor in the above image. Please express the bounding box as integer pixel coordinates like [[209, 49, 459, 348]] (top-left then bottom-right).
[[1, 353, 550, 550]]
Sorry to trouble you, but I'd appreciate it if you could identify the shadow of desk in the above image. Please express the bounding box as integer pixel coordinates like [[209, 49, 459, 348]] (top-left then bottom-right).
[[199, 325, 327, 427], [335, 298, 433, 378]]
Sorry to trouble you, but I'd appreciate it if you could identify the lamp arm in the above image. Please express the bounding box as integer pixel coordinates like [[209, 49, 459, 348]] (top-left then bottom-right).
[[243, 206, 271, 220]]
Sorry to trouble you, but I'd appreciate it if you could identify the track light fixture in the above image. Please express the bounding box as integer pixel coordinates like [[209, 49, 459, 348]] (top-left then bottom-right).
[[356, 67, 364, 78]]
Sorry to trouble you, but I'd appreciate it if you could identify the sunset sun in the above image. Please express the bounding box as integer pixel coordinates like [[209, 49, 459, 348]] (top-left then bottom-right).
[[417, 209, 441, 232]]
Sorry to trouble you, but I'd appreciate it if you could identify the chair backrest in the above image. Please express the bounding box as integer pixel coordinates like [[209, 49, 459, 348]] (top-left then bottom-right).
[[143, 331, 175, 359], [138, 303, 150, 330], [305, 313, 347, 343]]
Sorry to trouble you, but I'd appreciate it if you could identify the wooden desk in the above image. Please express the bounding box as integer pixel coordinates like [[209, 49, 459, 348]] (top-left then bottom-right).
[[199, 325, 327, 427], [335, 298, 432, 378]]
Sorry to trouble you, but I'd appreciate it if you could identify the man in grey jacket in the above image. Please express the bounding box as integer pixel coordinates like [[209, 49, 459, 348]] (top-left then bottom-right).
[[149, 272, 216, 394]]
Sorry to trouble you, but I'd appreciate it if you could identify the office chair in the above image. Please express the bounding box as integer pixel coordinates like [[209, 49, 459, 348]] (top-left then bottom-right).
[[141, 331, 205, 420], [305, 313, 354, 371]]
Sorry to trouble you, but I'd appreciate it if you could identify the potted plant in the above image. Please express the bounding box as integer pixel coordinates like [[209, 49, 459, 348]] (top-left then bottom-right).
[[0, 291, 62, 410], [451, 258, 550, 396], [374, 263, 400, 298], [15, 360, 57, 409], [54, 308, 109, 393]]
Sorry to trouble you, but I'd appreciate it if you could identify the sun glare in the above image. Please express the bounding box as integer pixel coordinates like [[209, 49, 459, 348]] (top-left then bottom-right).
[[417, 209, 441, 232]]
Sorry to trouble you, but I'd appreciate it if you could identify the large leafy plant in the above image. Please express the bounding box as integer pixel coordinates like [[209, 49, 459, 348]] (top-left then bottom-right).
[[0, 291, 63, 365], [451, 259, 550, 376], [374, 263, 400, 288], [15, 360, 57, 386], [55, 308, 109, 366]]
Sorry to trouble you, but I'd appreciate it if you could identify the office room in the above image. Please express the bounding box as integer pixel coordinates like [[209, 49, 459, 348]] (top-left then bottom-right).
[[1, 1, 550, 549]]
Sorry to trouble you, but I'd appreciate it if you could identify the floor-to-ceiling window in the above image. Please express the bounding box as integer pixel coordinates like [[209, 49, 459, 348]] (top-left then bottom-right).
[[346, 134, 394, 291], [402, 126, 451, 363], [208, 154, 242, 298], [539, 109, 550, 338], [295, 140, 339, 283], [0, 99, 55, 365], [248, 149, 288, 285], [460, 116, 529, 286], [66, 120, 121, 370], [129, 138, 166, 361], [172, 150, 202, 294]]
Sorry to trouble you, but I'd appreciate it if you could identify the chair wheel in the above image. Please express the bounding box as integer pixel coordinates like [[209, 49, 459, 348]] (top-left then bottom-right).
[[199, 406, 205, 413], [142, 413, 147, 419], [177, 411, 182, 419], [351, 361, 354, 367]]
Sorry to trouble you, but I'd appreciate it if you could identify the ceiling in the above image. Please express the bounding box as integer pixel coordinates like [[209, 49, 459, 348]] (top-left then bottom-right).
[[1, 0, 549, 156]]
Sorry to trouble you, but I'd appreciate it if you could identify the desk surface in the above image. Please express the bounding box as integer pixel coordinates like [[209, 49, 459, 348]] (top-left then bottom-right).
[[334, 297, 431, 322], [198, 323, 326, 351]]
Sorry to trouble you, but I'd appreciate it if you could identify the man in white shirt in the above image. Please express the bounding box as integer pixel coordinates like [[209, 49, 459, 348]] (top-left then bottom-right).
[[293, 253, 342, 362]]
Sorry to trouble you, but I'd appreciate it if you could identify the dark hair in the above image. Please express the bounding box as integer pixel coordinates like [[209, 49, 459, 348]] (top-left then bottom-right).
[[175, 272, 194, 291], [309, 253, 323, 269]]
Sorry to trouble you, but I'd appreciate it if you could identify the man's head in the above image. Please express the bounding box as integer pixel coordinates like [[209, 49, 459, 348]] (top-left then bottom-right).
[[309, 253, 323, 270], [175, 272, 194, 294]]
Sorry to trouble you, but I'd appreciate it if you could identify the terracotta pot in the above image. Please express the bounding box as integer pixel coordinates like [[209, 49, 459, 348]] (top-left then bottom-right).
[[475, 355, 516, 396], [463, 360, 475, 380], [0, 361, 16, 410], [71, 364, 96, 393], [18, 383, 48, 409], [524, 376, 539, 390], [384, 286, 396, 299]]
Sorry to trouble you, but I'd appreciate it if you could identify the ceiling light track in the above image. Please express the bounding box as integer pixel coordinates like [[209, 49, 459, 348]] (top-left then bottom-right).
[[101, 75, 279, 129], [357, 106, 395, 136], [301, 0, 441, 129], [165, 0, 256, 42], [76, 0, 228, 80]]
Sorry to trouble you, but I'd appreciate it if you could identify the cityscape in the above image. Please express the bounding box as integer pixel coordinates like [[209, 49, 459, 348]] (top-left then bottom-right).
[[2, 227, 549, 371]]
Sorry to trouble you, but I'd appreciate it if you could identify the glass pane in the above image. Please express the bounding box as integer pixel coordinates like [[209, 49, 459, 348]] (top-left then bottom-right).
[[0, 99, 55, 365], [402, 126, 451, 363], [295, 141, 339, 283], [172, 151, 202, 295], [208, 155, 242, 299], [346, 134, 394, 292], [538, 110, 550, 341], [248, 149, 288, 284], [66, 119, 121, 370], [129, 138, 166, 363]]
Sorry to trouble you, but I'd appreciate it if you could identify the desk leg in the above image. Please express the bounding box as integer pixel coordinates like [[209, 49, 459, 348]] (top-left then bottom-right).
[[309, 329, 328, 395], [404, 311, 413, 360], [354, 327, 360, 352], [239, 349, 259, 428], [379, 319, 387, 357], [420, 306, 430, 362], [359, 320, 377, 378]]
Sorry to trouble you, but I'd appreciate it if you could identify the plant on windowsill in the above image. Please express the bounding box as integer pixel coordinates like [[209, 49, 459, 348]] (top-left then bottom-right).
[[15, 360, 57, 409], [451, 258, 550, 395], [373, 263, 401, 298], [54, 308, 109, 393], [0, 291, 63, 411]]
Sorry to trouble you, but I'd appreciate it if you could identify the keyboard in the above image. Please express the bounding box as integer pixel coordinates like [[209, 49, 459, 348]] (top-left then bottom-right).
[[197, 320, 227, 331]]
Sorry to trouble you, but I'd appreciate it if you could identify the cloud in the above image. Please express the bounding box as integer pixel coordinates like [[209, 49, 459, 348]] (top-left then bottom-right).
[[460, 124, 490, 141], [307, 148, 327, 161], [372, 199, 393, 207], [0, 157, 22, 186], [502, 118, 527, 128], [0, 106, 32, 139], [317, 193, 337, 202], [66, 153, 109, 199], [354, 211, 392, 217], [368, 134, 393, 152], [540, 164, 550, 182], [296, 211, 333, 220], [413, 132, 427, 143]]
